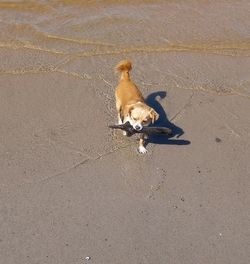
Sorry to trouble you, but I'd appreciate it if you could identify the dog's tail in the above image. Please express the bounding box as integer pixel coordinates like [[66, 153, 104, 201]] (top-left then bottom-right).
[[115, 60, 132, 81]]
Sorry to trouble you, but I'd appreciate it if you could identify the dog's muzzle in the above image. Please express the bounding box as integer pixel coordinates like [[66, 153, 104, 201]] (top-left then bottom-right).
[[134, 124, 143, 131]]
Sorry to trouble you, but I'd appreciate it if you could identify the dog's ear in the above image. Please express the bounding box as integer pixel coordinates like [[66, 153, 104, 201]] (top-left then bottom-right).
[[149, 108, 159, 124]]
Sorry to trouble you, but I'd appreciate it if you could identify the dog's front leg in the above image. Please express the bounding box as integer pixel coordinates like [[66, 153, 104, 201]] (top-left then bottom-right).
[[138, 133, 147, 154]]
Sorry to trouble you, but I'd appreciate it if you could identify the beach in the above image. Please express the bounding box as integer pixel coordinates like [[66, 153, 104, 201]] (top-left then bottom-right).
[[0, 1, 250, 263]]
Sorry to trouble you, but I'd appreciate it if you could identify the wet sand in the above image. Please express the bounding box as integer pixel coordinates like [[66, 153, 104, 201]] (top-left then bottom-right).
[[0, 1, 250, 263]]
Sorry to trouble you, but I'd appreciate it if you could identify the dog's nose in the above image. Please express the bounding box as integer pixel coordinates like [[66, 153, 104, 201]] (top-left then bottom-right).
[[134, 125, 142, 131]]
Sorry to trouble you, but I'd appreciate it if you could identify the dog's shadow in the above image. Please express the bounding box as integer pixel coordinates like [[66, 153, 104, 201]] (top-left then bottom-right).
[[145, 91, 190, 146]]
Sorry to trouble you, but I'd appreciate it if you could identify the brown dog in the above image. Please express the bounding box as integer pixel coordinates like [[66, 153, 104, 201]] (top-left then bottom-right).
[[115, 60, 159, 154]]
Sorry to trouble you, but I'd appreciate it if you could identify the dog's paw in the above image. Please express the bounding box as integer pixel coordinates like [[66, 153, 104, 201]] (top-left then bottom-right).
[[138, 146, 148, 154], [123, 131, 127, 136]]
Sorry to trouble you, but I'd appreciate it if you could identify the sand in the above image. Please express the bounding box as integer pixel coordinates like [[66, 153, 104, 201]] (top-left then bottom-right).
[[0, 1, 250, 263]]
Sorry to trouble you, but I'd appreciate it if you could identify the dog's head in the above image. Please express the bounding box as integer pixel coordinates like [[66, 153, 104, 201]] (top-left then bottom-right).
[[124, 102, 159, 131]]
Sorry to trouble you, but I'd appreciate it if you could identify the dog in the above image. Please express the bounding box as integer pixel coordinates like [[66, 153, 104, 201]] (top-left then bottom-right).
[[115, 60, 159, 154]]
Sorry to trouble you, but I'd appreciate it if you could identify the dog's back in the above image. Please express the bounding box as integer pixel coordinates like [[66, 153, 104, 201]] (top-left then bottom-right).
[[115, 60, 144, 107]]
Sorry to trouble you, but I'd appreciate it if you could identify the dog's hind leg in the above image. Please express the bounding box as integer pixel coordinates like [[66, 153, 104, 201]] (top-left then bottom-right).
[[116, 99, 127, 136], [116, 98, 122, 124], [117, 112, 123, 125]]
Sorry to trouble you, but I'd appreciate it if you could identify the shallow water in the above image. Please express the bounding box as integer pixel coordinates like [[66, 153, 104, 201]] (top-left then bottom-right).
[[1, 1, 250, 65]]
